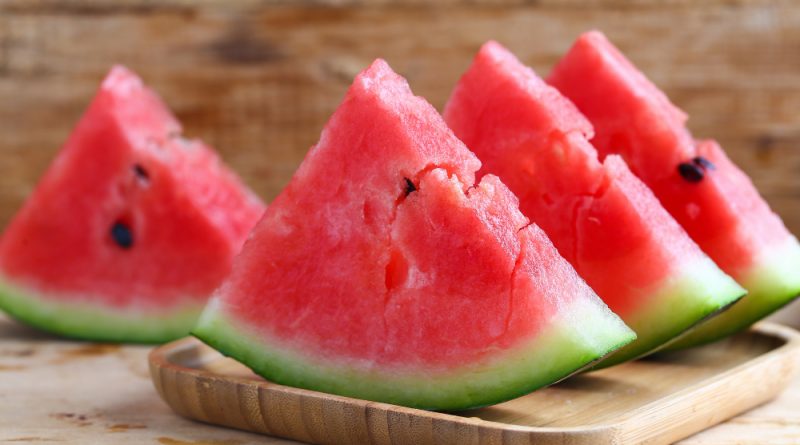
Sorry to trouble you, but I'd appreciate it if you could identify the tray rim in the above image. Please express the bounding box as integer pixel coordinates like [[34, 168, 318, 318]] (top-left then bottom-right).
[[148, 321, 800, 440]]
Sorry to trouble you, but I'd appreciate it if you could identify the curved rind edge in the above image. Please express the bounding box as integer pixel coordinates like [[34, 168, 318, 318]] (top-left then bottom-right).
[[192, 297, 636, 411], [594, 257, 747, 368], [0, 274, 203, 343], [667, 238, 800, 350]]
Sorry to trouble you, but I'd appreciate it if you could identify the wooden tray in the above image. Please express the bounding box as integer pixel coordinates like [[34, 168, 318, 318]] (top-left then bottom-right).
[[149, 322, 800, 445]]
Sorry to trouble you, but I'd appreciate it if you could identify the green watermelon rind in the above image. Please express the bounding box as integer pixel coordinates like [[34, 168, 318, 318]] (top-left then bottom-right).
[[0, 274, 203, 343], [667, 237, 800, 350], [593, 256, 746, 368], [193, 297, 636, 411]]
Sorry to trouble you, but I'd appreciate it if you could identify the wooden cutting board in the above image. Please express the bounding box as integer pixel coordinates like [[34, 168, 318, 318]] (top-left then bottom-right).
[[147, 322, 799, 445], [2, 312, 799, 444]]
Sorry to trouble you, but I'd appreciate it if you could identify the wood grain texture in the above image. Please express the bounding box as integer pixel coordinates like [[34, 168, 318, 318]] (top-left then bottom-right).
[[1, 309, 799, 444], [3, 2, 800, 329], [1, 1, 800, 224], [0, 313, 292, 444], [148, 322, 800, 445]]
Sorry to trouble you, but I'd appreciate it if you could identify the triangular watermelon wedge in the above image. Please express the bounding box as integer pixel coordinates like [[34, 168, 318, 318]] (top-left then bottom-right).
[[443, 42, 744, 367], [0, 66, 265, 343], [193, 60, 635, 410], [548, 31, 800, 348]]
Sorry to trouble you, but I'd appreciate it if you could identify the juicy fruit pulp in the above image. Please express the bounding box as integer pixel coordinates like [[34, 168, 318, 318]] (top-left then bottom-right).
[[443, 42, 744, 366], [0, 66, 265, 342], [194, 60, 635, 410], [548, 31, 800, 347]]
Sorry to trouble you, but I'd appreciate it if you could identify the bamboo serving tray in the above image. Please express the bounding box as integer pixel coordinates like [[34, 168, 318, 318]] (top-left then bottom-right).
[[149, 322, 800, 445]]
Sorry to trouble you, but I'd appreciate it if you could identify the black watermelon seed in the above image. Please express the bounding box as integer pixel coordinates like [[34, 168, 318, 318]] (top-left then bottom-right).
[[110, 221, 134, 249], [133, 164, 150, 181], [403, 177, 417, 196], [692, 156, 716, 170], [678, 162, 705, 183]]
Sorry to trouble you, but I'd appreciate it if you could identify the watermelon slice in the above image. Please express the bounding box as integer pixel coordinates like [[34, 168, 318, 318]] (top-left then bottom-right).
[[548, 31, 800, 347], [0, 66, 265, 343], [443, 42, 744, 366], [193, 60, 635, 410]]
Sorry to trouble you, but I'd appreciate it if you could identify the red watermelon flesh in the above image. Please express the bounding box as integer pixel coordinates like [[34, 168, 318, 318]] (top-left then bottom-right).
[[0, 66, 265, 342], [443, 42, 743, 366], [548, 31, 800, 347], [193, 60, 634, 410]]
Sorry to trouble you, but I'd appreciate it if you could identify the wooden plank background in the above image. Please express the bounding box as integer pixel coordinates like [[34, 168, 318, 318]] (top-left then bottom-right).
[[1, 1, 799, 326], [2, 1, 799, 228]]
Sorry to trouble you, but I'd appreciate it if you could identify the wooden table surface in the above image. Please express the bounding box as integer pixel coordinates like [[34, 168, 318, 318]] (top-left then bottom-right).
[[1, 313, 798, 445]]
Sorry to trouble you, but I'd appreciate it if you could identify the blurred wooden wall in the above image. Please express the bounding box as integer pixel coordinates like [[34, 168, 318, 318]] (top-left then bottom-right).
[[1, 1, 799, 233]]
